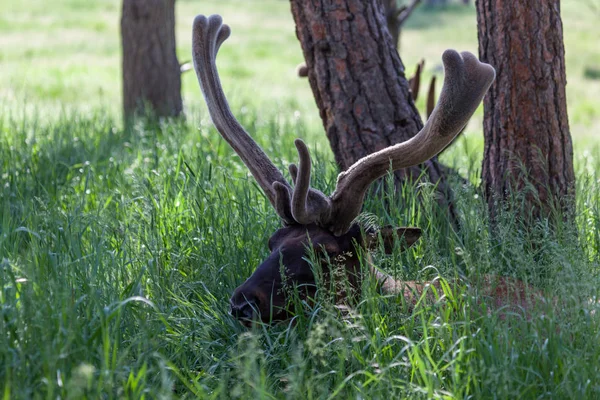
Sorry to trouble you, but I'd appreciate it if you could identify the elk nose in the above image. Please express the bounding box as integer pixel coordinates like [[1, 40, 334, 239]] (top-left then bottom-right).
[[230, 299, 259, 321]]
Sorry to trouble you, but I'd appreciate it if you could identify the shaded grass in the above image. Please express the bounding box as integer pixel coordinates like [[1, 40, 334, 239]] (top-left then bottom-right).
[[1, 109, 600, 398]]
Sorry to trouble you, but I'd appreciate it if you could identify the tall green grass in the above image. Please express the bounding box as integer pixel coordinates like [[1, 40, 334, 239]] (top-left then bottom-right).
[[1, 108, 599, 398], [1, 0, 599, 397]]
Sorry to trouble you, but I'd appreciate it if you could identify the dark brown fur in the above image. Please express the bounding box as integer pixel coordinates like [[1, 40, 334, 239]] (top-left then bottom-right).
[[229, 224, 547, 325], [229, 224, 420, 325]]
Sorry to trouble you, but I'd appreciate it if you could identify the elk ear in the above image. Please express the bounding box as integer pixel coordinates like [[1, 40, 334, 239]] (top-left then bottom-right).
[[365, 226, 422, 254]]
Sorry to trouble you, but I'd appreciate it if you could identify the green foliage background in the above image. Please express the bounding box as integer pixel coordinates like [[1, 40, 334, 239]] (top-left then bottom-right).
[[1, 0, 600, 398]]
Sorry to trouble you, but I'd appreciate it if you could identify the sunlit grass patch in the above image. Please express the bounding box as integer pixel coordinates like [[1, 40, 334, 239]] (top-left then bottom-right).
[[1, 0, 598, 134]]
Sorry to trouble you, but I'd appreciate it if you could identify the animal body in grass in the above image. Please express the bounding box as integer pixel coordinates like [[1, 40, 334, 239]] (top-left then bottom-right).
[[191, 14, 543, 326]]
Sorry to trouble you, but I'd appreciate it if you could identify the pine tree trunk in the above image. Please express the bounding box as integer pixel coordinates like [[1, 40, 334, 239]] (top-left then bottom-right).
[[289, 0, 455, 218], [476, 0, 575, 221], [121, 0, 182, 118]]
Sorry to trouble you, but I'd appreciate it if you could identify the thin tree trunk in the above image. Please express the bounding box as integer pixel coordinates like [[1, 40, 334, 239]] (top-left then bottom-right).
[[290, 0, 456, 219], [380, 0, 421, 51], [121, 0, 182, 118], [476, 0, 575, 222]]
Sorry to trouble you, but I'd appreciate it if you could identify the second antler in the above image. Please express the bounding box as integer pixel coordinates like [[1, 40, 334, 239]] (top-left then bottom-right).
[[193, 14, 495, 236]]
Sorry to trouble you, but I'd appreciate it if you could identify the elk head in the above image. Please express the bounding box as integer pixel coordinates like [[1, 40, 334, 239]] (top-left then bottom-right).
[[192, 15, 495, 325], [228, 224, 422, 325]]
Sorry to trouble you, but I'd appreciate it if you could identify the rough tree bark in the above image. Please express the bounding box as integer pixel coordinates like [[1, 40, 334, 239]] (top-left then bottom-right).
[[121, 0, 182, 118], [476, 0, 575, 222], [297, 0, 421, 76], [290, 0, 456, 219]]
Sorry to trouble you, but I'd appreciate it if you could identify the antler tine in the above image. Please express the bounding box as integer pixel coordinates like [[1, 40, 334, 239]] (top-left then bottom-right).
[[408, 59, 424, 101], [326, 50, 495, 235], [273, 182, 293, 223], [290, 139, 332, 225], [192, 15, 295, 223], [288, 164, 298, 185], [426, 75, 436, 119]]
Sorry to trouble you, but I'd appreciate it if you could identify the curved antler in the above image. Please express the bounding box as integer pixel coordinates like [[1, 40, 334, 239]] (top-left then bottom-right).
[[193, 15, 332, 226], [193, 15, 296, 223], [326, 50, 495, 235], [193, 15, 495, 236]]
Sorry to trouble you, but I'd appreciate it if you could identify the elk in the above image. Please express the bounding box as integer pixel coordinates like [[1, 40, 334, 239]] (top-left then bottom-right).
[[192, 14, 533, 326]]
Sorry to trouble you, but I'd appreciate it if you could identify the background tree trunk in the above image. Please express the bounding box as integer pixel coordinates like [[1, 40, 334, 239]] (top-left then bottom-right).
[[290, 0, 456, 218], [121, 0, 182, 118], [476, 0, 575, 222], [380, 0, 422, 52]]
